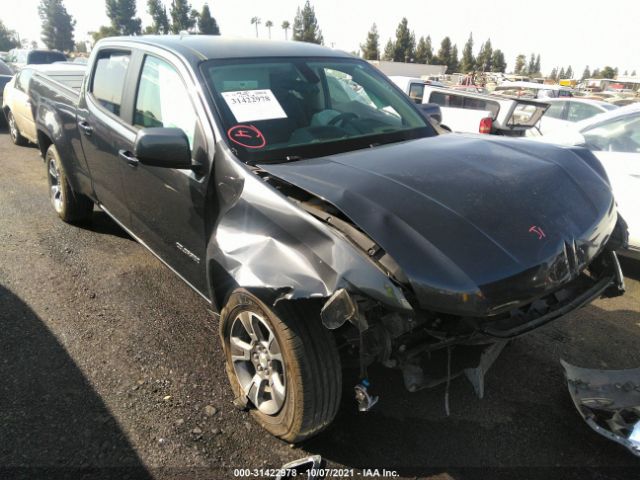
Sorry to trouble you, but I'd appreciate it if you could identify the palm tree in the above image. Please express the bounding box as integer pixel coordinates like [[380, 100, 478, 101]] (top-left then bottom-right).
[[281, 20, 290, 40], [250, 16, 261, 38], [265, 20, 273, 39]]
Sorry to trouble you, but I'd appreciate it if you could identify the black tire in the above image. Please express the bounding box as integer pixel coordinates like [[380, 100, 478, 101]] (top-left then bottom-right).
[[45, 144, 93, 223], [7, 110, 27, 146], [220, 289, 342, 443]]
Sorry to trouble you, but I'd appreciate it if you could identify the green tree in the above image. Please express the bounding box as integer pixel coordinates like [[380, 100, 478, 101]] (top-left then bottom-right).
[[0, 20, 20, 51], [534, 54, 541, 74], [170, 0, 196, 33], [592, 68, 600, 78], [265, 20, 273, 39], [581, 66, 590, 80], [527, 53, 536, 74], [292, 1, 323, 45], [632, 70, 637, 76], [39, 0, 75, 51], [475, 38, 492, 71], [600, 66, 616, 79], [549, 67, 558, 81], [460, 32, 474, 73], [490, 49, 506, 72], [147, 0, 170, 34], [198, 4, 220, 35], [558, 67, 565, 79], [414, 35, 433, 64], [106, 0, 141, 35], [75, 40, 87, 52], [449, 44, 459, 73], [382, 39, 394, 61], [360, 23, 380, 60], [514, 54, 526, 75], [250, 17, 261, 37], [281, 20, 290, 40], [435, 36, 452, 71], [90, 25, 119, 42], [390, 18, 414, 62], [565, 65, 573, 79]]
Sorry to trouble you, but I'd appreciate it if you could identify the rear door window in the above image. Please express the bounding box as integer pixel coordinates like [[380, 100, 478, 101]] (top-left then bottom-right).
[[15, 69, 33, 93], [567, 102, 602, 122], [545, 102, 566, 119], [90, 50, 131, 116]]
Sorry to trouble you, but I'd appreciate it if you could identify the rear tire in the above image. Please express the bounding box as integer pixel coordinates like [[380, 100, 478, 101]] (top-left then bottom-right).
[[45, 144, 93, 223], [7, 111, 27, 146], [220, 290, 342, 443]]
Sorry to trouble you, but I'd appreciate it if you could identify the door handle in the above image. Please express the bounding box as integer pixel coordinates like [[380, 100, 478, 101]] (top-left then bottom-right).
[[118, 149, 139, 168], [78, 120, 93, 136]]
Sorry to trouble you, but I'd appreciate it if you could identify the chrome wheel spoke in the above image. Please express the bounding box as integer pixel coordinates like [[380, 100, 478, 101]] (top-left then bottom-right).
[[246, 374, 267, 407], [267, 333, 283, 363], [229, 309, 287, 415]]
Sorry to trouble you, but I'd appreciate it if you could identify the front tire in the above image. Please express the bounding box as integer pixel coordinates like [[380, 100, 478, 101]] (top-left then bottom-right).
[[220, 290, 342, 443], [7, 110, 27, 146], [45, 144, 93, 223]]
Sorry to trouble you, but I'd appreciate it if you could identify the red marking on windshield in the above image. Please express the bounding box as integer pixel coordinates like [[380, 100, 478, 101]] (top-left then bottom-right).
[[227, 125, 266, 149]]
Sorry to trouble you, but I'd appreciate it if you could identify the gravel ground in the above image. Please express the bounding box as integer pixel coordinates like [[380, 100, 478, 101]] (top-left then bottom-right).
[[0, 129, 639, 480]]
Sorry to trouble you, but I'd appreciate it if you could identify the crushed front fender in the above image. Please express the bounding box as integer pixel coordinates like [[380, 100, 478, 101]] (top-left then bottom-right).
[[561, 360, 640, 457]]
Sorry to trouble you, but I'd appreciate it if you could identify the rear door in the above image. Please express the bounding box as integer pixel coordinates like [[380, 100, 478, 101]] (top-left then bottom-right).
[[77, 48, 135, 225], [118, 52, 210, 294]]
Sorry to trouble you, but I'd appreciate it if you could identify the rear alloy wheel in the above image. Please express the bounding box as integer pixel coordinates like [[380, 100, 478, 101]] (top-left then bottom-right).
[[220, 290, 342, 443], [7, 111, 27, 146], [45, 144, 94, 223]]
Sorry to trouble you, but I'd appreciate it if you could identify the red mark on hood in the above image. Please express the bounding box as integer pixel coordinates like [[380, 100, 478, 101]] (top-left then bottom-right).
[[529, 225, 546, 240], [227, 125, 266, 149]]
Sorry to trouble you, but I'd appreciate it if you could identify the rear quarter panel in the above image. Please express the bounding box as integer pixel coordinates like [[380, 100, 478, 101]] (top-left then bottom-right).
[[31, 75, 94, 198]]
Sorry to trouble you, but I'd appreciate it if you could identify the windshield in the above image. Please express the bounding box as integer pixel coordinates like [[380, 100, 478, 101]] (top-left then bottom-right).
[[201, 57, 435, 163], [28, 51, 66, 65]]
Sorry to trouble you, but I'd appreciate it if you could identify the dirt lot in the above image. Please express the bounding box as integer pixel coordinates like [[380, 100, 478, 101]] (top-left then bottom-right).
[[1, 128, 639, 480]]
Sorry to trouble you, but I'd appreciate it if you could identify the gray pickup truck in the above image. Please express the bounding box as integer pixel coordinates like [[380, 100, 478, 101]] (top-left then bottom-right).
[[29, 36, 627, 442]]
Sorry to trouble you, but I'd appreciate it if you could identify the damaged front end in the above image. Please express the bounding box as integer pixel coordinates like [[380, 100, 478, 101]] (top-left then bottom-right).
[[210, 134, 628, 409], [561, 360, 640, 458]]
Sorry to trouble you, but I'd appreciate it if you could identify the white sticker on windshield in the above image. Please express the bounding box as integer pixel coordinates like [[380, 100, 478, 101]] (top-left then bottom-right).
[[221, 89, 287, 122]]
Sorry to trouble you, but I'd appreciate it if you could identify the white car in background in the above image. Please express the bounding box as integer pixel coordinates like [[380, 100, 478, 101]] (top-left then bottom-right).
[[390, 78, 548, 136], [535, 98, 617, 136], [531, 103, 640, 258], [2, 63, 85, 145]]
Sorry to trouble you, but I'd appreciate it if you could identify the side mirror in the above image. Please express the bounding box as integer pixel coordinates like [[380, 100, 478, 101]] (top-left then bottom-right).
[[134, 128, 192, 169], [417, 103, 442, 124]]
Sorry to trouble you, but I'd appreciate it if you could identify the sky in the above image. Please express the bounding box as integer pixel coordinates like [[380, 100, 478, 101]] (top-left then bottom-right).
[[3, 0, 640, 76]]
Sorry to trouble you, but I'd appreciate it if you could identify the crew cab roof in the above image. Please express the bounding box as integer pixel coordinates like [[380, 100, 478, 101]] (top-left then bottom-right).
[[96, 35, 353, 63]]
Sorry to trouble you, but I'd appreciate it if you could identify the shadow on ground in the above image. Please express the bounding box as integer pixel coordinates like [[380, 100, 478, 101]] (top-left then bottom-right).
[[79, 211, 133, 241], [304, 303, 640, 478], [0, 284, 151, 479]]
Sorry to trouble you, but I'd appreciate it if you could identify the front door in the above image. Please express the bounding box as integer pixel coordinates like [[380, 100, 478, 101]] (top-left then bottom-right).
[[118, 53, 210, 295]]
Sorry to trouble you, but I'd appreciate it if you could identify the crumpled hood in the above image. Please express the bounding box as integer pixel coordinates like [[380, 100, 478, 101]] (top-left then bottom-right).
[[259, 134, 617, 315]]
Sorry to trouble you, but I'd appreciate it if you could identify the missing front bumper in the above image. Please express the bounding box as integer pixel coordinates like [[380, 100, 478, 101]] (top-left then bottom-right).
[[561, 360, 640, 458]]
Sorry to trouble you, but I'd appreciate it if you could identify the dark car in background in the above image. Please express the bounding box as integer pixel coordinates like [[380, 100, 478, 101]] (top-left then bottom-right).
[[5, 48, 67, 73]]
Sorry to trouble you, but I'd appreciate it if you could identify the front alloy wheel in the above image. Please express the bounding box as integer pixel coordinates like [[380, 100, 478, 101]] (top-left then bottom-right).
[[229, 310, 287, 415], [220, 290, 342, 442]]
